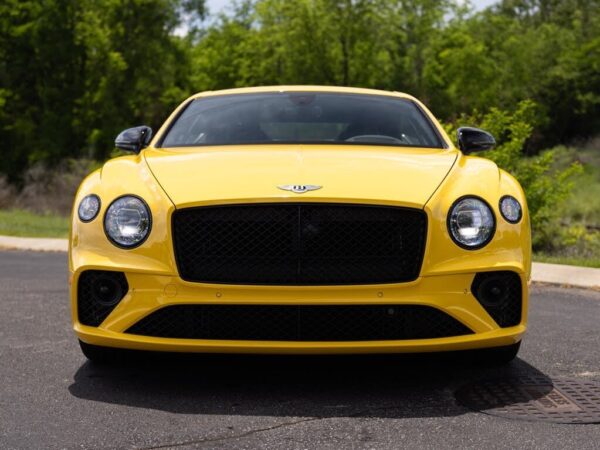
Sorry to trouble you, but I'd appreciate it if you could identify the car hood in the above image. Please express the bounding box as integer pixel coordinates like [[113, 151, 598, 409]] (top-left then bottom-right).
[[143, 145, 458, 209]]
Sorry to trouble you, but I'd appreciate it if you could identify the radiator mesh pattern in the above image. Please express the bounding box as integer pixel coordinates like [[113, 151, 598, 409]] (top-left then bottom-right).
[[172, 204, 427, 285]]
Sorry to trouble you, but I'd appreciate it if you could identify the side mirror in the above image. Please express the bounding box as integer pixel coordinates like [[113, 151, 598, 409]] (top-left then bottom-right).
[[115, 126, 153, 153], [457, 127, 496, 154]]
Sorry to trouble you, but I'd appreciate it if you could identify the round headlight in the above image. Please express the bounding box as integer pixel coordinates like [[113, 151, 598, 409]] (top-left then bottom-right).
[[104, 196, 151, 248], [78, 195, 101, 222], [448, 196, 495, 249], [499, 195, 522, 223]]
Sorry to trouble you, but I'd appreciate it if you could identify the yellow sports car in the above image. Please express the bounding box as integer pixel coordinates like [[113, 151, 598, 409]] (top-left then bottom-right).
[[70, 86, 530, 363]]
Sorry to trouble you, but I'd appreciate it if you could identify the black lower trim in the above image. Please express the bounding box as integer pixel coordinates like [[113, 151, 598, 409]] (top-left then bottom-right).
[[125, 304, 473, 341]]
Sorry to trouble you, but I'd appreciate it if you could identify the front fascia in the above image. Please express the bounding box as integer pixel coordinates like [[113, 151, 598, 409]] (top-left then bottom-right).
[[70, 143, 530, 352]]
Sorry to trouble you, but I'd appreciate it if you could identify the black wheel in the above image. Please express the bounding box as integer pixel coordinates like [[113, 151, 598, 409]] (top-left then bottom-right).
[[474, 342, 521, 366], [79, 340, 123, 364]]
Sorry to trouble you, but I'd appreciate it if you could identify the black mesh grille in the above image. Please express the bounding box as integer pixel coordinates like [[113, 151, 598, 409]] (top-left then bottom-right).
[[77, 270, 128, 326], [172, 203, 427, 285], [471, 271, 522, 328], [126, 305, 473, 341]]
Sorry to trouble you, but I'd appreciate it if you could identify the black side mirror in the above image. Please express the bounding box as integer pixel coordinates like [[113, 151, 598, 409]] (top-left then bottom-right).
[[115, 126, 153, 153], [457, 127, 496, 154]]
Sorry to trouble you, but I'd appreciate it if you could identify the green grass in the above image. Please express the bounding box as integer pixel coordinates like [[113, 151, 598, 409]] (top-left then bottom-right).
[[0, 209, 69, 238], [533, 253, 600, 268]]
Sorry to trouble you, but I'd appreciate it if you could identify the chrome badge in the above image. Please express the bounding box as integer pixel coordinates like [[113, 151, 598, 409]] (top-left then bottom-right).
[[278, 184, 322, 194]]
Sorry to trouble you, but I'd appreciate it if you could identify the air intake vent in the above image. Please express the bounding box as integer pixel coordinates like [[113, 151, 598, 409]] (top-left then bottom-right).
[[126, 304, 473, 341], [77, 270, 128, 326], [471, 271, 522, 328]]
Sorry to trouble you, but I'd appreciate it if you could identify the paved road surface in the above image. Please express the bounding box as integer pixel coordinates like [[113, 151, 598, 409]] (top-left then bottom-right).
[[1, 250, 599, 449]]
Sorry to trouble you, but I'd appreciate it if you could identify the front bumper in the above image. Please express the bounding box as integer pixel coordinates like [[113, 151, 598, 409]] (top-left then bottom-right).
[[71, 269, 527, 354]]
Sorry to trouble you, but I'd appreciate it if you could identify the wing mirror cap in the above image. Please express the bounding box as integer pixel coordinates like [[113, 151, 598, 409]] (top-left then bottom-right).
[[115, 126, 153, 153], [457, 127, 496, 154]]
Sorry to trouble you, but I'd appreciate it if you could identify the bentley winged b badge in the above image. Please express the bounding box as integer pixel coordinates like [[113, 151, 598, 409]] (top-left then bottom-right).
[[277, 184, 322, 194]]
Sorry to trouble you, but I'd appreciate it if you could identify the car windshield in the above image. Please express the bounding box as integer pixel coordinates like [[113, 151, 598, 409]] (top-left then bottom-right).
[[160, 92, 443, 148]]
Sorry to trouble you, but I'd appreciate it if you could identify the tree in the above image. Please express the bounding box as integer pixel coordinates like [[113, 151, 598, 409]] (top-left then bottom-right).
[[192, 0, 394, 89], [0, 0, 205, 179], [2, 0, 600, 181]]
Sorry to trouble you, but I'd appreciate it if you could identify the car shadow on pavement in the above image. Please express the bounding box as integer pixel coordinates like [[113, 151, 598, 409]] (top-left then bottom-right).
[[68, 352, 552, 419]]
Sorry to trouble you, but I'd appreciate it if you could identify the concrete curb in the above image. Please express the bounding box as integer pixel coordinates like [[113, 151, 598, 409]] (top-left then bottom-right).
[[1, 235, 599, 289], [530, 262, 600, 290], [0, 235, 68, 253]]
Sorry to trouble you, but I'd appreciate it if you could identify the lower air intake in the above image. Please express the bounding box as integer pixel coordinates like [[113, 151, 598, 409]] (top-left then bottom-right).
[[77, 270, 129, 327], [471, 271, 522, 328], [125, 304, 473, 341]]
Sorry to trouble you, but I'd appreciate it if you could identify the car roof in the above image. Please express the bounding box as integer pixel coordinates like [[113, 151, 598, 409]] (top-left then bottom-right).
[[190, 85, 416, 101]]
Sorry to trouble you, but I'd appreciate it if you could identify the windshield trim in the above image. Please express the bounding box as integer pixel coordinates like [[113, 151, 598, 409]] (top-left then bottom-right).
[[159, 141, 444, 150], [155, 92, 447, 150]]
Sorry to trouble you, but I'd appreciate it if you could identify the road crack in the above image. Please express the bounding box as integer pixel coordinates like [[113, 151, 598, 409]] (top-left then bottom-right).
[[138, 404, 419, 449], [138, 416, 324, 449]]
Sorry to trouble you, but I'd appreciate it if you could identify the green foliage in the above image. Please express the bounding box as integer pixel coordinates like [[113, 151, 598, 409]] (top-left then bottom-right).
[[191, 0, 600, 146], [192, 0, 396, 89], [2, 0, 600, 182], [444, 101, 583, 250], [0, 0, 205, 179], [532, 145, 600, 264], [557, 147, 600, 227]]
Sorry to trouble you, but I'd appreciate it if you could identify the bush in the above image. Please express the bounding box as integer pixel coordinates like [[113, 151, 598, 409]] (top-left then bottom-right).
[[0, 175, 16, 209], [14, 159, 100, 216], [444, 100, 582, 250]]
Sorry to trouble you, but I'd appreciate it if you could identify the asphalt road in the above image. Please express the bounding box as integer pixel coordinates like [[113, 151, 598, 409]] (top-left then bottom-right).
[[1, 250, 599, 449]]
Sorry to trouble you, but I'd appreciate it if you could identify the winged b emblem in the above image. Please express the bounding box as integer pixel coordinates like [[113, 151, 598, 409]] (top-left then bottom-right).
[[277, 184, 322, 194]]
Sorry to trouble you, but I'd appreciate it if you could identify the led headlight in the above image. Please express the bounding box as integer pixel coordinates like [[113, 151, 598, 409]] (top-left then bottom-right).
[[448, 196, 495, 249], [499, 195, 522, 223], [78, 195, 101, 222], [104, 195, 151, 248]]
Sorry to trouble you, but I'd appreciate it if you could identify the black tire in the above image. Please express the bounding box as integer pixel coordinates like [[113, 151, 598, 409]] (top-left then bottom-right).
[[474, 342, 521, 366], [79, 340, 123, 364]]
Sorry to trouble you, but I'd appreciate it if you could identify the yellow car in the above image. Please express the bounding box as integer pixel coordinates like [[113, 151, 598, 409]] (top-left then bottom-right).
[[70, 86, 530, 363]]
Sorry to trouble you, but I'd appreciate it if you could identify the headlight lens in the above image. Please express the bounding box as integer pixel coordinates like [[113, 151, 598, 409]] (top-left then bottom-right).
[[448, 197, 495, 249], [104, 196, 151, 248], [78, 195, 101, 222], [499, 195, 522, 223]]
